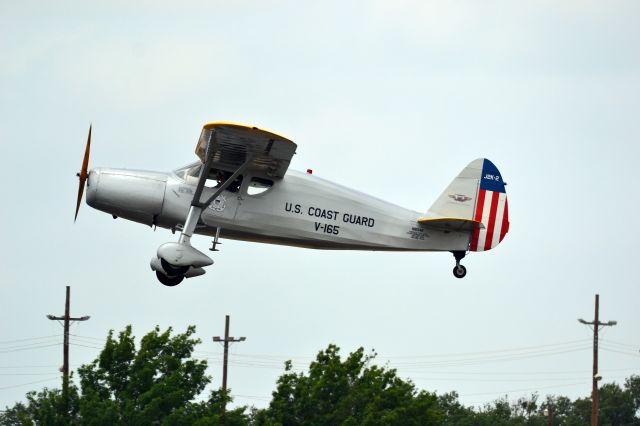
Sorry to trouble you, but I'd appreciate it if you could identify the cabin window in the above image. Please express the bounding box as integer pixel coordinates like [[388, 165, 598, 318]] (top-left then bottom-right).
[[207, 170, 242, 192], [247, 177, 274, 196]]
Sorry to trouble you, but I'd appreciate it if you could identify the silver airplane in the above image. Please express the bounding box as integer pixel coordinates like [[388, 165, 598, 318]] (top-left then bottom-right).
[[75, 122, 510, 286]]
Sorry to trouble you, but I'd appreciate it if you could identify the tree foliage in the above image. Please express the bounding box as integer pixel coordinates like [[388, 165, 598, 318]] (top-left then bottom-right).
[[77, 325, 210, 424], [1, 325, 245, 426], [252, 344, 443, 426], [2, 328, 640, 425]]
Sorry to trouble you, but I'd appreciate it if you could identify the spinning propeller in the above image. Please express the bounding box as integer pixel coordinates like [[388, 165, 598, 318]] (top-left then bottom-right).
[[74, 125, 92, 222]]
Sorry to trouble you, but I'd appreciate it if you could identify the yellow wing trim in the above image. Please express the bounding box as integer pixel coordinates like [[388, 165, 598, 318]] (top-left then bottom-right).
[[202, 121, 294, 144]]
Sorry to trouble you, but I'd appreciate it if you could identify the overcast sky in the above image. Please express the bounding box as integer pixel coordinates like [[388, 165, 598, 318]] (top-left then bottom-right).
[[1, 0, 639, 411]]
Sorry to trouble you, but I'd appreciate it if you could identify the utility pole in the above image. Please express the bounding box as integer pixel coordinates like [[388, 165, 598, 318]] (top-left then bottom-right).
[[578, 294, 617, 426], [546, 405, 554, 426], [213, 315, 246, 422], [47, 286, 90, 415]]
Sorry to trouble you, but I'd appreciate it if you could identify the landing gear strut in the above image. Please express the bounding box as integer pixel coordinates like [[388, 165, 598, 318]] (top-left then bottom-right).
[[451, 251, 467, 279], [209, 227, 222, 252]]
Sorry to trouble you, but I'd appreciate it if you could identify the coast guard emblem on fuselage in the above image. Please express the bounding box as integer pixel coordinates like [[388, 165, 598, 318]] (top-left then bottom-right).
[[208, 195, 227, 213]]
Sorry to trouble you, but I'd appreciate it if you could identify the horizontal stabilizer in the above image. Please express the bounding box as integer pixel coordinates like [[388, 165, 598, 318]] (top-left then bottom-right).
[[417, 217, 484, 232]]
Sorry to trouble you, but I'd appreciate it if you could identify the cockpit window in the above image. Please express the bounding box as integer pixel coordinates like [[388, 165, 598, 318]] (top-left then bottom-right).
[[247, 177, 274, 196], [188, 164, 202, 178], [173, 163, 201, 180]]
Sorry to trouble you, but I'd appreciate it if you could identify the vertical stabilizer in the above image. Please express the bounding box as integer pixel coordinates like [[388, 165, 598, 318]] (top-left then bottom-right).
[[427, 158, 509, 252]]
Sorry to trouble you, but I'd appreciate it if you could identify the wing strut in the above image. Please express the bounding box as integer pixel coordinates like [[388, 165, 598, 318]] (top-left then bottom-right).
[[178, 130, 252, 245]]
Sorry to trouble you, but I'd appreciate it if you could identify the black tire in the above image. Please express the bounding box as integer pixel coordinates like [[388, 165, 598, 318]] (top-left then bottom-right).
[[160, 258, 190, 276], [453, 265, 467, 279], [156, 271, 185, 287]]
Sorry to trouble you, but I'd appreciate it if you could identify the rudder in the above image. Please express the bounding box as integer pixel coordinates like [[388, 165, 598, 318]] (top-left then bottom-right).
[[469, 159, 509, 252]]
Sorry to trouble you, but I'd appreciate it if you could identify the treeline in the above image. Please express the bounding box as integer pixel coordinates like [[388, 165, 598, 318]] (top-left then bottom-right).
[[1, 326, 638, 425]]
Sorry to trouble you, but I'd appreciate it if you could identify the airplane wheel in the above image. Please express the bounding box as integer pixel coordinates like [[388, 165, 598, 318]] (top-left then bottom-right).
[[453, 265, 467, 279], [156, 271, 184, 287], [160, 258, 190, 276]]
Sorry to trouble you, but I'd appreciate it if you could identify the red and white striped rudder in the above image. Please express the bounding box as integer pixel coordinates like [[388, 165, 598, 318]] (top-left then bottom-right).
[[469, 159, 509, 252]]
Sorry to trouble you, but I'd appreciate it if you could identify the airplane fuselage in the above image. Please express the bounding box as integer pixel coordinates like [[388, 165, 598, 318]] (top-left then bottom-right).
[[86, 165, 470, 252]]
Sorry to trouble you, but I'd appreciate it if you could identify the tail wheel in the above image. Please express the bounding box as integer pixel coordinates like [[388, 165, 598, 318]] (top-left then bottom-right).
[[453, 265, 467, 279], [156, 271, 184, 287]]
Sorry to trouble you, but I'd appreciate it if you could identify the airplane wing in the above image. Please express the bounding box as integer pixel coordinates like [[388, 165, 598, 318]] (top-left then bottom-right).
[[417, 217, 484, 232], [195, 122, 297, 179]]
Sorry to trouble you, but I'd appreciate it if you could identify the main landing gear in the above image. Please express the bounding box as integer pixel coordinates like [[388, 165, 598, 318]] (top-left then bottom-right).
[[156, 271, 184, 287], [451, 251, 467, 279], [152, 128, 253, 287]]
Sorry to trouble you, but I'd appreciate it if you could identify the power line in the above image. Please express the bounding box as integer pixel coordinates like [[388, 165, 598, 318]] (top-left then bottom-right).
[[600, 339, 638, 350], [600, 347, 640, 358], [386, 345, 593, 369], [68, 333, 106, 343], [0, 376, 61, 391], [195, 340, 594, 369], [0, 343, 62, 354], [0, 365, 62, 369], [68, 342, 103, 350], [233, 394, 271, 402], [0, 373, 66, 377], [460, 380, 591, 398], [195, 343, 597, 374], [0, 335, 62, 345], [53, 334, 640, 367], [392, 367, 639, 376], [377, 338, 593, 359], [411, 374, 630, 384]]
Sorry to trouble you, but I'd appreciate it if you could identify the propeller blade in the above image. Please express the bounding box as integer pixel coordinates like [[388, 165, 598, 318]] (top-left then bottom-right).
[[74, 125, 92, 222]]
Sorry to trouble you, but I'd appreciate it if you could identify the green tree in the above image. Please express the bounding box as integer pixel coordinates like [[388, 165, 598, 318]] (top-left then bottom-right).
[[476, 397, 520, 426], [437, 391, 476, 425], [598, 381, 639, 426], [539, 395, 579, 426], [77, 325, 213, 425], [254, 344, 443, 426], [162, 389, 249, 426], [3, 332, 640, 426], [626, 375, 640, 418], [1, 325, 249, 426], [0, 386, 80, 426]]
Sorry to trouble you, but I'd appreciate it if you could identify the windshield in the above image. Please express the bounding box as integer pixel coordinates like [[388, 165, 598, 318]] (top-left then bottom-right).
[[173, 162, 201, 180]]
